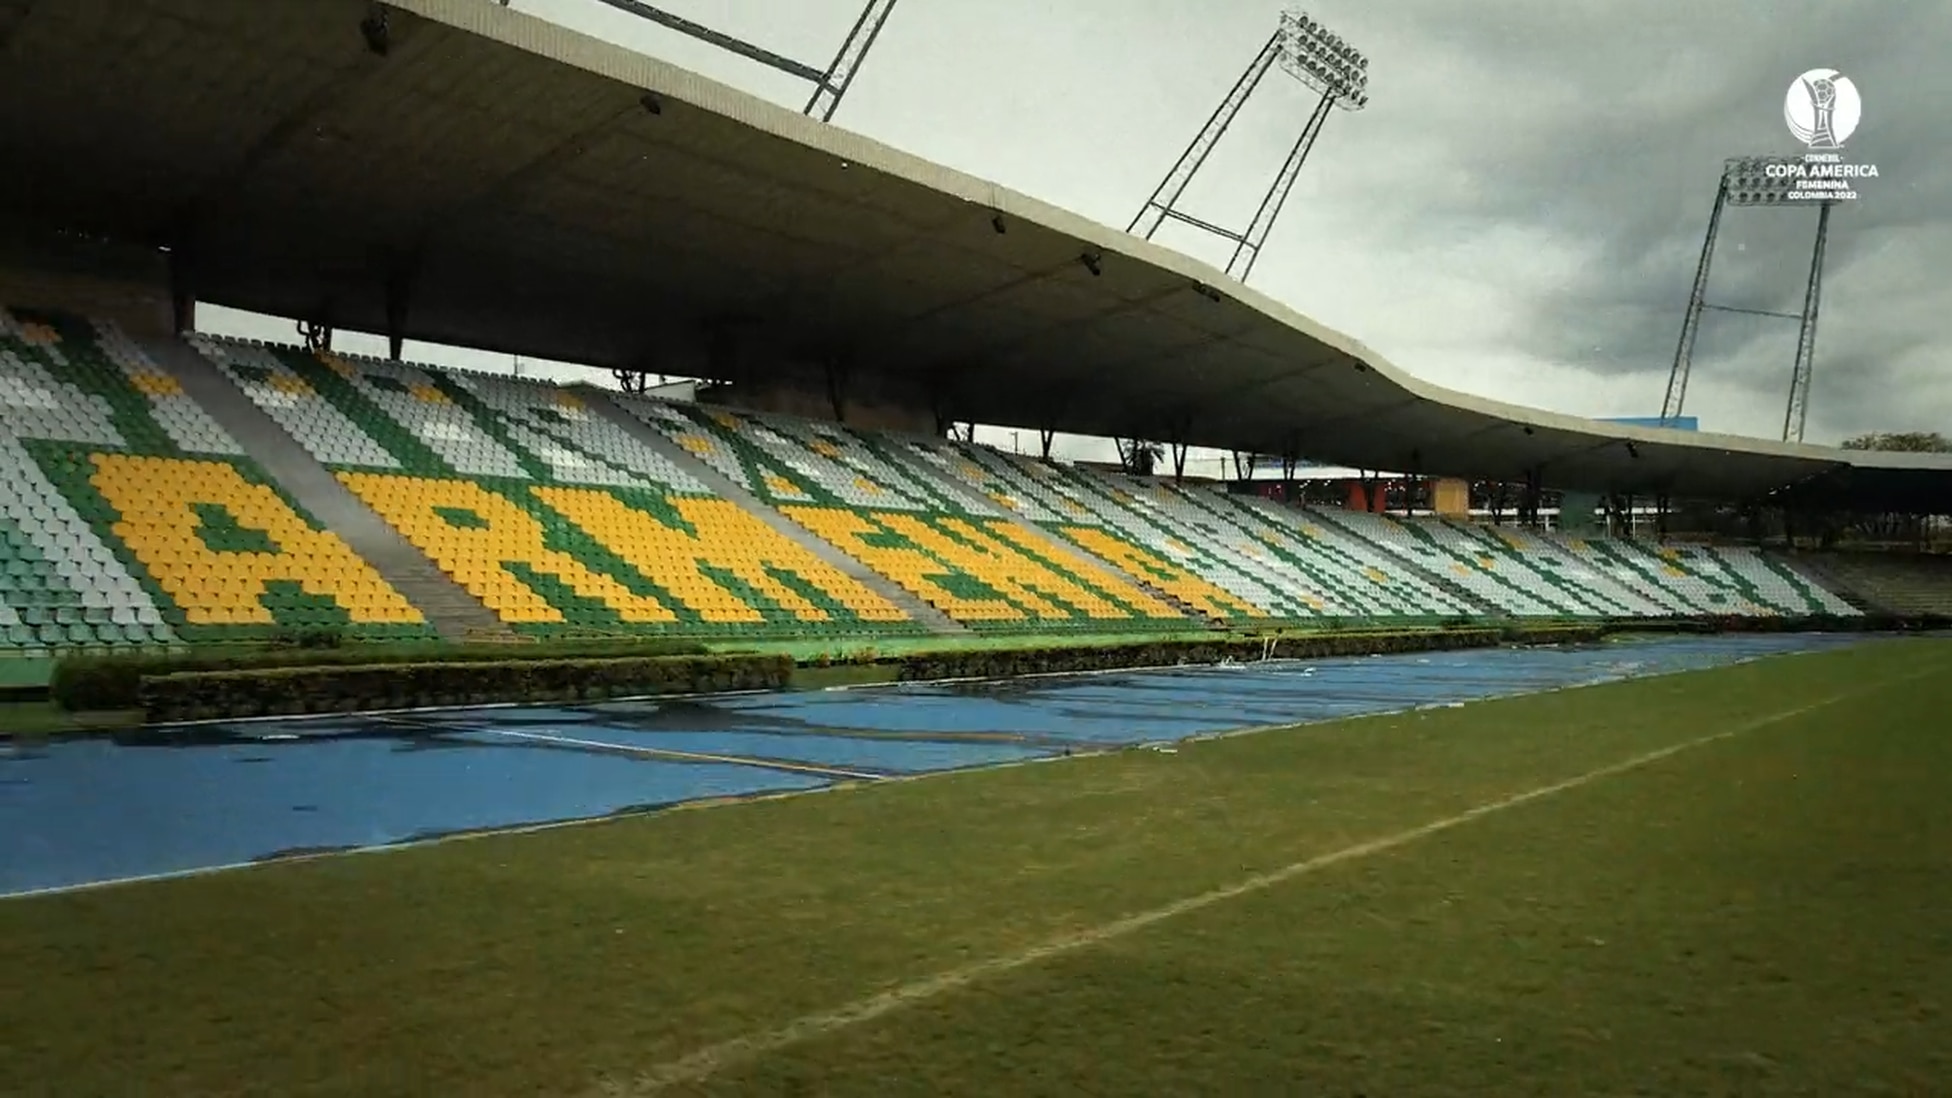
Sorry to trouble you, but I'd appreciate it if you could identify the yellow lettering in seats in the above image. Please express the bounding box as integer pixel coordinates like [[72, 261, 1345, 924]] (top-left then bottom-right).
[[973, 519, 1180, 618], [338, 473, 676, 624], [91, 454, 422, 625], [779, 507, 1023, 620], [1056, 526, 1266, 618], [532, 487, 907, 624]]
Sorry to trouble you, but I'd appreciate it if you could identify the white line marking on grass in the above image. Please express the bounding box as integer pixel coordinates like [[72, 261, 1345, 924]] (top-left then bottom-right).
[[594, 688, 1867, 1095]]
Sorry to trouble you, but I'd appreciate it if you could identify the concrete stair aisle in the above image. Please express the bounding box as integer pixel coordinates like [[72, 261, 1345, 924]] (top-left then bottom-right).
[[582, 388, 967, 635], [1140, 587, 1224, 626], [146, 336, 511, 641]]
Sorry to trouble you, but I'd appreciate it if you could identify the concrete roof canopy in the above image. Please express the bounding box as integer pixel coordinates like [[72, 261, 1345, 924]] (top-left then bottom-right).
[[0, 0, 1946, 510]]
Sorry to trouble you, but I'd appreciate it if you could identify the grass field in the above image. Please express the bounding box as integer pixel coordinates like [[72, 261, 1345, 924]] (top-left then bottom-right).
[[4, 637, 1949, 1095], [0, 701, 143, 736]]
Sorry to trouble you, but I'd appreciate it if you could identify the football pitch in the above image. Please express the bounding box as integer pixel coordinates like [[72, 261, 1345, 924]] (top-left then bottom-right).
[[3, 636, 1949, 1095]]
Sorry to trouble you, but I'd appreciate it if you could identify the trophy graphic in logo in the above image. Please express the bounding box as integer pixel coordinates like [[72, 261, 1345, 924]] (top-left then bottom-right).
[[1784, 68, 1860, 149]]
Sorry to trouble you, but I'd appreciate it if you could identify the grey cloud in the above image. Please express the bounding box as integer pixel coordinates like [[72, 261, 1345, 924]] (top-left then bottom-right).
[[1295, 0, 1949, 442]]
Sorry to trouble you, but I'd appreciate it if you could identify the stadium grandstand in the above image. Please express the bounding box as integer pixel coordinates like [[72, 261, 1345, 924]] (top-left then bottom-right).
[[0, 303, 1878, 654], [5, 4, 1952, 1096], [0, 0, 1943, 661]]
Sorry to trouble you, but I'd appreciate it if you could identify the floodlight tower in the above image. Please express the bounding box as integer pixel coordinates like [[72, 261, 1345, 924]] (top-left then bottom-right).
[[1660, 156, 1837, 443], [1128, 9, 1370, 283]]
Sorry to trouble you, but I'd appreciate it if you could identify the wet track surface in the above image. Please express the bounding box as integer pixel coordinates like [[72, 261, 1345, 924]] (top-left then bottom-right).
[[0, 633, 1872, 896]]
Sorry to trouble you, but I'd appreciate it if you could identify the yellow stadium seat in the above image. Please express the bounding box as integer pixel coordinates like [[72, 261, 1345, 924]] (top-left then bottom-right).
[[90, 454, 424, 627]]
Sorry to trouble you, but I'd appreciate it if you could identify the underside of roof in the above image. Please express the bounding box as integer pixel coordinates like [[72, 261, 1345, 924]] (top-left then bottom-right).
[[0, 0, 1945, 510]]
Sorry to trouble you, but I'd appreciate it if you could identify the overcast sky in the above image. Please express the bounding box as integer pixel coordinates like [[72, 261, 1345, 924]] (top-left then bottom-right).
[[206, 0, 1952, 468]]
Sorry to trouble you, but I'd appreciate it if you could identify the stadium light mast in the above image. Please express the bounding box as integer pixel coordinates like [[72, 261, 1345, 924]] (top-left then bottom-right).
[[1128, 9, 1370, 284], [582, 0, 900, 123], [1660, 155, 1837, 443], [1782, 199, 1832, 444]]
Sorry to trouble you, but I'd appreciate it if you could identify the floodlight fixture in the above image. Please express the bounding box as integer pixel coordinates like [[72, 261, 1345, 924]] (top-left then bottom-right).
[[1128, 10, 1374, 286], [1277, 9, 1370, 110], [1722, 155, 1802, 208]]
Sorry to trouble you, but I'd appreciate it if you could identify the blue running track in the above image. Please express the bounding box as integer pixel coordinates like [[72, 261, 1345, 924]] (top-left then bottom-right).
[[0, 633, 1870, 896]]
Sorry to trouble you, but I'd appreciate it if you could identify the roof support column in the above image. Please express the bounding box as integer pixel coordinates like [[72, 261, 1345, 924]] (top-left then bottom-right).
[[823, 357, 851, 424], [1165, 415, 1191, 482], [167, 247, 197, 335], [384, 259, 416, 363], [1167, 442, 1189, 481], [1518, 466, 1542, 529], [926, 377, 987, 442], [1606, 493, 1631, 539], [1030, 383, 1079, 463]]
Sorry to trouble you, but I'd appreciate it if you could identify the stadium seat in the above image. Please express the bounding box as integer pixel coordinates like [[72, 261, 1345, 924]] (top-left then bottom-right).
[[613, 398, 1196, 631], [190, 337, 919, 637], [0, 306, 433, 656], [1549, 535, 1856, 616], [148, 327, 1863, 642], [1787, 552, 1952, 615]]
